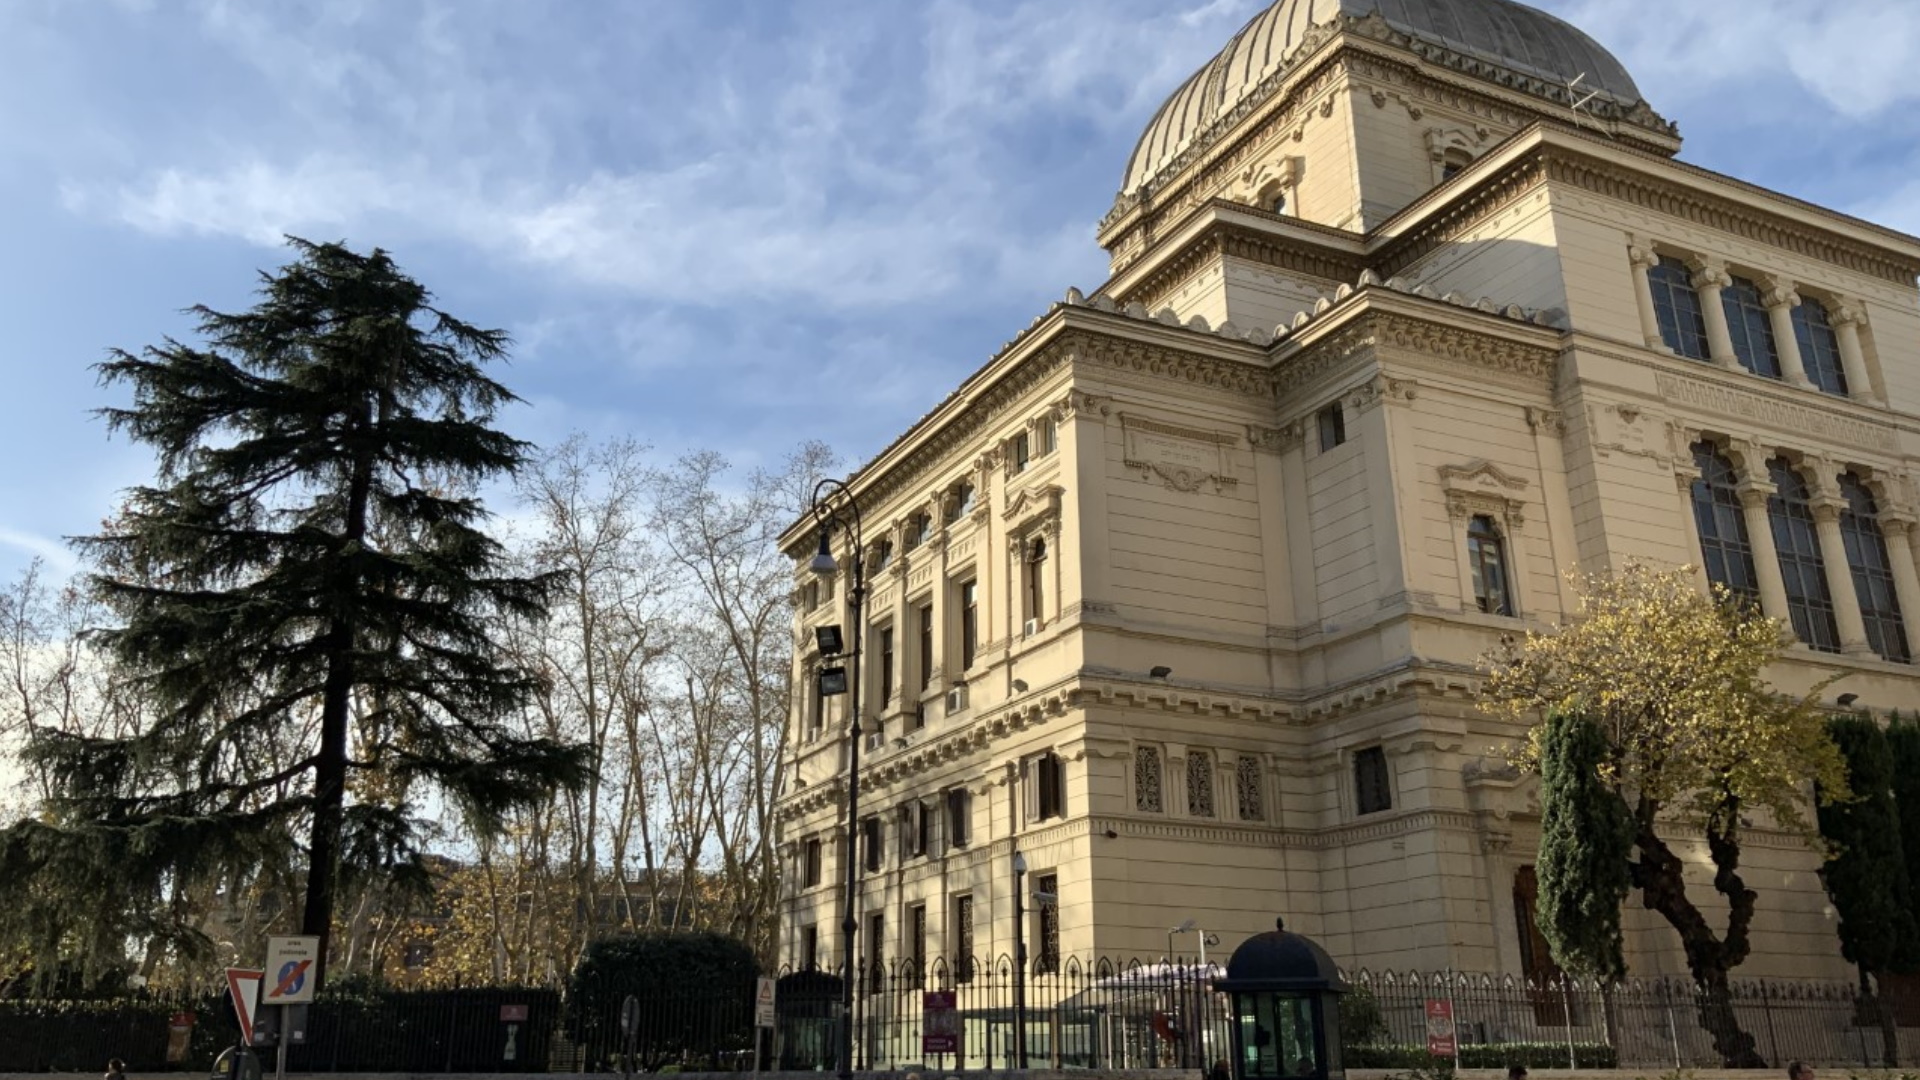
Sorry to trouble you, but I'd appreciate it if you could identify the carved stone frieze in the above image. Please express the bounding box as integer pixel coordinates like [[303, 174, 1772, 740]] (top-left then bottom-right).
[[1652, 371, 1898, 453]]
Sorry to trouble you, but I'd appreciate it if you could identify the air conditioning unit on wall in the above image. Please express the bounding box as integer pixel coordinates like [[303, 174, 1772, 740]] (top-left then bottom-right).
[[945, 685, 968, 715], [1023, 618, 1041, 637]]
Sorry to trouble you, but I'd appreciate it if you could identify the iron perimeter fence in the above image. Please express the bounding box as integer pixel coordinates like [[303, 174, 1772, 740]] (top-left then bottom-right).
[[10, 961, 1920, 1073]]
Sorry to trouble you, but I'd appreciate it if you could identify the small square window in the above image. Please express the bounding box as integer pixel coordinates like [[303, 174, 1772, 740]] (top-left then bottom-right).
[[1317, 403, 1346, 452]]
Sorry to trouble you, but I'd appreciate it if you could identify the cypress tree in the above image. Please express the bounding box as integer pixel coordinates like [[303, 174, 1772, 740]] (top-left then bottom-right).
[[1818, 713, 1917, 1064], [1535, 707, 1635, 981], [0, 238, 589, 983], [1886, 711, 1920, 921]]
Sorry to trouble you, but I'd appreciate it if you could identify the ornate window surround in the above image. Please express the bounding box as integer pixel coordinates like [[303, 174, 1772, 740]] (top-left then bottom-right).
[[1440, 460, 1531, 618]]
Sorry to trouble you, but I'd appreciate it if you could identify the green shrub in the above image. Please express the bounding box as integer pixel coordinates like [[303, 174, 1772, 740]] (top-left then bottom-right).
[[1345, 1042, 1617, 1071]]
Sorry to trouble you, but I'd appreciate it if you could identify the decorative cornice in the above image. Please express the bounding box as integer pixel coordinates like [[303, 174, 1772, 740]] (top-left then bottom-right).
[[1074, 330, 1275, 400]]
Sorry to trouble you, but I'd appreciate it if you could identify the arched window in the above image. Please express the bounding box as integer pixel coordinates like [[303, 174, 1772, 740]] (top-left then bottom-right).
[[1026, 536, 1047, 625], [1467, 515, 1513, 616], [1440, 149, 1473, 181], [1723, 276, 1781, 378], [1838, 475, 1911, 663], [1650, 256, 1711, 361], [1792, 299, 1850, 397], [1691, 443, 1761, 605], [1765, 459, 1839, 652], [1235, 755, 1264, 822], [1187, 751, 1215, 818]]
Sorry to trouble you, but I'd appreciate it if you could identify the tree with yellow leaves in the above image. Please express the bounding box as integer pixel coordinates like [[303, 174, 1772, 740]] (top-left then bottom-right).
[[1482, 565, 1847, 1068]]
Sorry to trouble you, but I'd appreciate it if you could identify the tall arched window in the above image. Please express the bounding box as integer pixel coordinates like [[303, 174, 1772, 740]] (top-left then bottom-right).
[[1724, 276, 1781, 379], [1650, 257, 1711, 361], [1765, 459, 1839, 652], [1838, 474, 1911, 663], [1792, 299, 1850, 397], [1467, 515, 1512, 616], [1692, 443, 1760, 605]]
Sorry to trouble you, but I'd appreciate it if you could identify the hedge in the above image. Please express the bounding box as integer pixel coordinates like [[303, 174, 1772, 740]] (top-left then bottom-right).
[[1344, 1042, 1618, 1070]]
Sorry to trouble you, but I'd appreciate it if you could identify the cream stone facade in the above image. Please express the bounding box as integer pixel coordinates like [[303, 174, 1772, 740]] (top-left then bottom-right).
[[774, 0, 1920, 989]]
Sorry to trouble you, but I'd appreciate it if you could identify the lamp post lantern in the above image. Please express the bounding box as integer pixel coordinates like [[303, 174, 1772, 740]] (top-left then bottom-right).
[[1011, 849, 1029, 1070], [809, 478, 866, 1080]]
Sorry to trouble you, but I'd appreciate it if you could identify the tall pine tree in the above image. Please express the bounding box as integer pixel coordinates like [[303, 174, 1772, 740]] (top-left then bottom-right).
[[0, 238, 588, 983], [1535, 708, 1635, 981]]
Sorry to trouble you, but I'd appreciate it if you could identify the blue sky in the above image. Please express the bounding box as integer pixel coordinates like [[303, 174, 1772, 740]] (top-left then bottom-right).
[[4, 0, 1920, 583]]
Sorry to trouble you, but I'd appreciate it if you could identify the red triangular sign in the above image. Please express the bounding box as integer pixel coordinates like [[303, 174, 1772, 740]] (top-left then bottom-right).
[[225, 968, 264, 1046]]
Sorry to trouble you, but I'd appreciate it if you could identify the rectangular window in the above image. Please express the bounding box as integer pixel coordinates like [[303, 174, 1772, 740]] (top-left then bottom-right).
[[959, 580, 979, 671], [879, 626, 895, 705], [953, 894, 975, 982], [1354, 746, 1392, 816], [866, 911, 885, 994], [861, 816, 882, 874], [1650, 255, 1711, 361], [1236, 755, 1264, 822], [1767, 461, 1840, 653], [1025, 537, 1047, 625], [902, 802, 925, 860], [1692, 444, 1763, 607], [946, 787, 971, 848], [1036, 873, 1061, 974], [1723, 276, 1782, 379], [918, 603, 935, 691], [1317, 402, 1346, 451], [803, 837, 823, 888], [1468, 515, 1513, 616], [1840, 475, 1912, 663], [801, 925, 819, 971], [910, 904, 928, 981], [1037, 415, 1057, 456], [1134, 745, 1164, 813], [1027, 752, 1065, 821], [1011, 431, 1031, 472]]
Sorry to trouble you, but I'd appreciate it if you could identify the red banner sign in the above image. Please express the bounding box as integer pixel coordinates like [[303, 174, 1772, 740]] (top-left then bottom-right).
[[1424, 999, 1457, 1057], [922, 991, 959, 1054]]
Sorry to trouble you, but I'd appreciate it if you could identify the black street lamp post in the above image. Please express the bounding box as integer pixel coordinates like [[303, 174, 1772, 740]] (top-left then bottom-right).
[[809, 478, 865, 1080], [1011, 850, 1029, 1070]]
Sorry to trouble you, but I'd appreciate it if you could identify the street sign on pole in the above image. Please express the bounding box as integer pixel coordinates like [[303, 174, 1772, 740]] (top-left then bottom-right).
[[754, 977, 777, 1029], [262, 937, 321, 1006], [224, 968, 264, 1046]]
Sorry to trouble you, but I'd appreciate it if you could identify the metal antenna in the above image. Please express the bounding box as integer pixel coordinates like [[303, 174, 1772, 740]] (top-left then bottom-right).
[[1564, 72, 1614, 138]]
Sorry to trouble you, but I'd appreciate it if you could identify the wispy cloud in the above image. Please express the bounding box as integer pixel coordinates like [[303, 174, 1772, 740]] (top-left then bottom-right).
[[0, 528, 79, 577]]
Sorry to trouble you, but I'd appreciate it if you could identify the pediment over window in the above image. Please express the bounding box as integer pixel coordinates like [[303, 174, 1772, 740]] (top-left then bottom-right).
[[1439, 460, 1528, 526]]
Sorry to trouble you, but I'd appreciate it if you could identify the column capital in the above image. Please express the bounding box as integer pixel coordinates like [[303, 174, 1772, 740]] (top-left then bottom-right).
[[1758, 276, 1801, 310], [1687, 256, 1731, 291], [1811, 497, 1846, 525], [1627, 244, 1661, 270], [1737, 482, 1774, 512], [1831, 301, 1866, 327]]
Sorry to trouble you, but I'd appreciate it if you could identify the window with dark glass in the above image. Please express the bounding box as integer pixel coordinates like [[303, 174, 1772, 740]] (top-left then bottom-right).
[[871, 540, 893, 572], [879, 626, 895, 705], [902, 801, 927, 859], [1036, 873, 1061, 974], [906, 513, 931, 550], [948, 482, 975, 523], [801, 925, 818, 971], [959, 580, 978, 670], [1028, 752, 1065, 821], [809, 664, 825, 738], [1011, 431, 1031, 473], [946, 787, 971, 848], [1839, 474, 1911, 663], [1650, 255, 1710, 361], [1793, 299, 1850, 397], [917, 602, 934, 691], [803, 837, 822, 888], [861, 816, 881, 874], [1467, 515, 1512, 616], [953, 894, 975, 982], [1026, 537, 1047, 624], [1691, 443, 1761, 605], [1037, 414, 1057, 456], [1723, 276, 1781, 378], [1354, 746, 1391, 815], [910, 904, 927, 981], [1766, 459, 1839, 652], [1317, 402, 1346, 451], [866, 911, 885, 993]]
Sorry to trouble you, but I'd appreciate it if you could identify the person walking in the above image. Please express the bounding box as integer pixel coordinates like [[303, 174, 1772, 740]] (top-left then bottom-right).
[[104, 1059, 127, 1080]]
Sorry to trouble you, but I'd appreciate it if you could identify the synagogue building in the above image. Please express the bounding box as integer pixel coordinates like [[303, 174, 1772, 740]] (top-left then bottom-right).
[[775, 0, 1920, 991]]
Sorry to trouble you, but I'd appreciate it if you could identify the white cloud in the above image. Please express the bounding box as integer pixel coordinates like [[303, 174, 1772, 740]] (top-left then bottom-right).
[[0, 527, 79, 577]]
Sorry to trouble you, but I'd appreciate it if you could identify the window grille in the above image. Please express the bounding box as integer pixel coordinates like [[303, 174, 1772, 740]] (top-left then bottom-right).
[[1135, 745, 1164, 813], [1187, 751, 1215, 817], [953, 895, 975, 982], [1236, 755, 1264, 822], [1036, 874, 1060, 974]]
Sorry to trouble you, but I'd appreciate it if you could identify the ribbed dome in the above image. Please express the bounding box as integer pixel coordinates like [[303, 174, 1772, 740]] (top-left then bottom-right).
[[1122, 0, 1642, 193]]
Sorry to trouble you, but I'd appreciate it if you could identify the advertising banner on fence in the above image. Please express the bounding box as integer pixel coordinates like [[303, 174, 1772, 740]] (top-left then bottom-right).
[[922, 991, 959, 1054], [1424, 999, 1457, 1057]]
